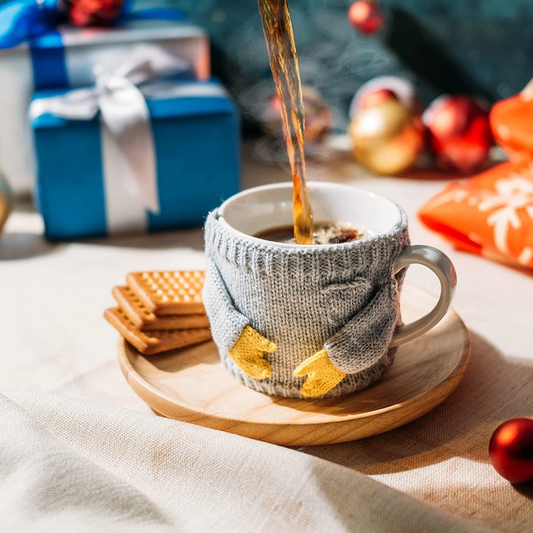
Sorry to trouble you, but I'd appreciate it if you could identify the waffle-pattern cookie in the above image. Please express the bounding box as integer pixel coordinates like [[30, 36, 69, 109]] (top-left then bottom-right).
[[127, 271, 205, 316], [113, 286, 210, 331], [104, 307, 211, 355]]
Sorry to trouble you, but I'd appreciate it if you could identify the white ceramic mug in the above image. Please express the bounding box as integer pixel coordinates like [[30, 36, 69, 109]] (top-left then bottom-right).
[[203, 182, 457, 398]]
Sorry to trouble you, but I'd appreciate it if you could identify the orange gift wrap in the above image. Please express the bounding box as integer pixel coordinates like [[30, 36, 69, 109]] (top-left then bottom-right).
[[419, 159, 533, 269], [490, 81, 533, 161]]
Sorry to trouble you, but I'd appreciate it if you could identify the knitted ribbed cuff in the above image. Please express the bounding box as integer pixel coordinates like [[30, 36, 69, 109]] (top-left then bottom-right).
[[205, 209, 409, 283]]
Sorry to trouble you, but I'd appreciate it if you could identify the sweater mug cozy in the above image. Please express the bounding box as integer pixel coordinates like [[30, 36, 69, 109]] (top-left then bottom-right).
[[203, 183, 457, 399]]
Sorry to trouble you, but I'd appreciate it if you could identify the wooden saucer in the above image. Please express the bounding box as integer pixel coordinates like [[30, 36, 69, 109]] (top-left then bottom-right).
[[118, 285, 470, 446]]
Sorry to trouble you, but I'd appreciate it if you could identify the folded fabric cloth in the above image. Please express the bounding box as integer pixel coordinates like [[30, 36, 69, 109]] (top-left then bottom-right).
[[0, 392, 482, 532], [419, 159, 533, 269], [491, 80, 533, 161]]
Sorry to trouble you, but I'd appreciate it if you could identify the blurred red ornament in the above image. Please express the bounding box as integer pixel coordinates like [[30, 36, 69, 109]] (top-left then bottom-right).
[[348, 1, 383, 35], [350, 76, 423, 118], [423, 95, 493, 174], [489, 418, 533, 484], [66, 0, 124, 27], [359, 88, 398, 109]]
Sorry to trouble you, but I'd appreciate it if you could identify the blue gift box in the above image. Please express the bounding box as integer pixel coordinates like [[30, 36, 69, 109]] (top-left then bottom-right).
[[0, 0, 210, 194], [31, 79, 240, 240]]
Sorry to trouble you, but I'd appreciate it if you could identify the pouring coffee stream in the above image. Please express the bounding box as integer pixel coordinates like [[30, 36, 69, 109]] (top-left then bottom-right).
[[258, 0, 314, 244]]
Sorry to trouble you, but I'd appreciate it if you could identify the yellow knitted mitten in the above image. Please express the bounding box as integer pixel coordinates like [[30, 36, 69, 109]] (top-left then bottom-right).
[[228, 326, 277, 380], [293, 349, 346, 398]]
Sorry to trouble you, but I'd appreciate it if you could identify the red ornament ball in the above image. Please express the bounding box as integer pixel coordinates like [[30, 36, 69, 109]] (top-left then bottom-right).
[[350, 76, 423, 119], [489, 418, 533, 484], [359, 88, 398, 109], [65, 0, 124, 27], [348, 1, 383, 35], [423, 95, 493, 174]]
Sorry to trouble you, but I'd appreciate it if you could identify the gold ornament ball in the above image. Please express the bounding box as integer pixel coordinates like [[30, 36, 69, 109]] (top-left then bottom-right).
[[349, 99, 425, 175], [0, 174, 12, 233]]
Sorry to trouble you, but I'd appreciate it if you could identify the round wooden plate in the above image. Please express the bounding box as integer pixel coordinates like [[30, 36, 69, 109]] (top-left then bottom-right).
[[118, 285, 470, 446]]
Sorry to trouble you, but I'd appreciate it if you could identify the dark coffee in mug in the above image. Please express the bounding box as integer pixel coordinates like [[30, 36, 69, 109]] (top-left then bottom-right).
[[255, 222, 366, 245]]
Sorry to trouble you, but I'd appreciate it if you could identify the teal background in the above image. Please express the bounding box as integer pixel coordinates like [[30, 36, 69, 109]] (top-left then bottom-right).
[[2, 0, 530, 129], [135, 0, 533, 130]]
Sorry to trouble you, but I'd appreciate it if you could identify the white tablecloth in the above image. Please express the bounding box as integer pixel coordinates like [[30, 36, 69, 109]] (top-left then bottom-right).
[[1, 392, 482, 532], [1, 143, 532, 531]]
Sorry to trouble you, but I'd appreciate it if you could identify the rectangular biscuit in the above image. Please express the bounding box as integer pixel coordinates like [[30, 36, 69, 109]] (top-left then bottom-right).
[[127, 270, 206, 316], [113, 286, 210, 331], [104, 307, 211, 355]]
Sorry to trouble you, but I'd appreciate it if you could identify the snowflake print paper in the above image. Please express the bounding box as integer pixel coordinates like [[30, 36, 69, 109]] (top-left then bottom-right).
[[419, 160, 533, 269]]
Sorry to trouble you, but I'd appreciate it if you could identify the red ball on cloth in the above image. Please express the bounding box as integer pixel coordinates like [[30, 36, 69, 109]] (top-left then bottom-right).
[[348, 1, 383, 35], [489, 418, 533, 484], [423, 95, 493, 174], [65, 0, 124, 27]]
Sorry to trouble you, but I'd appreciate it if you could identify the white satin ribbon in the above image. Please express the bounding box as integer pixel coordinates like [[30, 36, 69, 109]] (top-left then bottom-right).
[[30, 44, 191, 229]]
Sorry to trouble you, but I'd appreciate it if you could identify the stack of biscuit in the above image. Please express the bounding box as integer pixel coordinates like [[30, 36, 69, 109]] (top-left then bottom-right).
[[105, 270, 212, 355]]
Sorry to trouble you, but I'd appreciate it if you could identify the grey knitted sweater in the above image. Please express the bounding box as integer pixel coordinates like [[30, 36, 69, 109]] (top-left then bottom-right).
[[203, 208, 410, 399]]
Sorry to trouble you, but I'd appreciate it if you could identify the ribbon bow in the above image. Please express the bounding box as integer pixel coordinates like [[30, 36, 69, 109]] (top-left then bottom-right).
[[30, 44, 191, 213]]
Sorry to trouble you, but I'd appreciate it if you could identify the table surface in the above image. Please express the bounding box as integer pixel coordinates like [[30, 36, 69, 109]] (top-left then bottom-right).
[[2, 141, 532, 532]]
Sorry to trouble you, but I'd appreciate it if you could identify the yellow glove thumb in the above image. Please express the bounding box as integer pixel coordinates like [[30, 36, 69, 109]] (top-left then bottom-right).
[[228, 326, 277, 380], [293, 349, 346, 398]]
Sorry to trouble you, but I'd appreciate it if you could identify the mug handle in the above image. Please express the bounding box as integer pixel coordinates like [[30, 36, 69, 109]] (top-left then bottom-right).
[[390, 245, 457, 347]]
